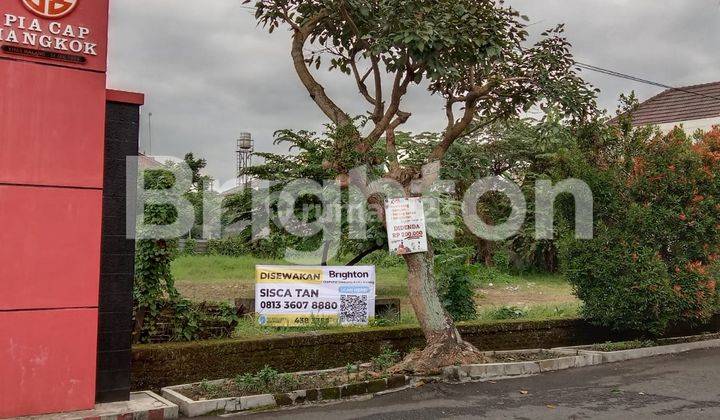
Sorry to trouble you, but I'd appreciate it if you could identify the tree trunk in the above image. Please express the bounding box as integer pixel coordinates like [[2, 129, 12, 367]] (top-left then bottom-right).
[[132, 306, 147, 345], [393, 245, 487, 374]]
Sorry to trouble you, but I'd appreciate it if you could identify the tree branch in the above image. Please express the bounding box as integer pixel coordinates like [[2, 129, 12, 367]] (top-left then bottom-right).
[[428, 79, 503, 162], [370, 56, 384, 120], [346, 244, 384, 266], [385, 110, 410, 171], [360, 58, 414, 150], [290, 10, 351, 126], [350, 54, 378, 108], [339, 3, 385, 123]]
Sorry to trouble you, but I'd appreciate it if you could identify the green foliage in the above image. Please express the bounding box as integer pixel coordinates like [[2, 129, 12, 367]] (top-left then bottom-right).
[[207, 232, 289, 260], [476, 265, 517, 286], [134, 167, 185, 339], [134, 163, 238, 343], [248, 0, 596, 123], [370, 346, 401, 372], [477, 304, 579, 322], [183, 152, 212, 239], [561, 225, 674, 334], [436, 248, 478, 321], [490, 306, 528, 320], [233, 366, 301, 395], [224, 127, 388, 262], [591, 340, 657, 352], [198, 379, 223, 400], [362, 251, 405, 268], [561, 127, 720, 334], [181, 238, 197, 256]]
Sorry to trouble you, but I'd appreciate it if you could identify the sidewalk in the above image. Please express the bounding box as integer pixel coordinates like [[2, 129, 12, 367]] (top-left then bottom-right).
[[203, 348, 720, 419]]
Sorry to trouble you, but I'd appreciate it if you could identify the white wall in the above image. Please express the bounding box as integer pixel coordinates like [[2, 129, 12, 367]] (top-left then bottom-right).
[[655, 117, 720, 134]]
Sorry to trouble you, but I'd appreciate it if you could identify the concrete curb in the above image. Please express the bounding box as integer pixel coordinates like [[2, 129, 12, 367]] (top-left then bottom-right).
[[554, 335, 720, 364], [161, 371, 410, 417], [442, 349, 600, 382], [163, 335, 720, 417]]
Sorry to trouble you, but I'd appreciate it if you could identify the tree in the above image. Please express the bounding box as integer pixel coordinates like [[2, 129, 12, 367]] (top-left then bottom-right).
[[184, 153, 212, 191], [183, 153, 213, 238], [245, 0, 596, 372], [561, 126, 720, 334]]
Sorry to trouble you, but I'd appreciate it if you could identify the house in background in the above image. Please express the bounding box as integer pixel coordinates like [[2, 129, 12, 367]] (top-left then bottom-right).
[[627, 81, 720, 133]]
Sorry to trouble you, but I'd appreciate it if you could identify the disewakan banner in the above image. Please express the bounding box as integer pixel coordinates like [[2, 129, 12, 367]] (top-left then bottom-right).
[[255, 265, 376, 327]]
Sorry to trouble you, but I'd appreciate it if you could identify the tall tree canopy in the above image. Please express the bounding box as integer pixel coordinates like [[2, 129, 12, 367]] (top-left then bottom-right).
[[245, 0, 597, 372]]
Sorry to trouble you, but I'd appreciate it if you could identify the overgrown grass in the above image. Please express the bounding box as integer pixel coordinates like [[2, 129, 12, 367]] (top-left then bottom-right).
[[172, 255, 408, 297], [475, 302, 581, 322], [171, 255, 278, 284], [172, 255, 565, 298], [475, 265, 570, 288], [171, 254, 578, 338], [590, 340, 658, 352]]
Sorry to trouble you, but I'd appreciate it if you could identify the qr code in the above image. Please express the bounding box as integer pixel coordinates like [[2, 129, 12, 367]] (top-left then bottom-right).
[[340, 295, 368, 324]]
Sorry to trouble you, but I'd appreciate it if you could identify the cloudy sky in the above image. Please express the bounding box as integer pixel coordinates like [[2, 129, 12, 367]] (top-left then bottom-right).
[[107, 0, 720, 188]]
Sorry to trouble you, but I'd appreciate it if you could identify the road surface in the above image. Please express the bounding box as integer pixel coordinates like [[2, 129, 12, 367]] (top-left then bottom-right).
[[202, 348, 720, 419]]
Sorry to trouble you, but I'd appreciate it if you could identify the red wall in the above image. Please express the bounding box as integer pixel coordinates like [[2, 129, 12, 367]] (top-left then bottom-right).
[[0, 60, 107, 188], [0, 186, 103, 310], [0, 309, 99, 415], [0, 0, 110, 417]]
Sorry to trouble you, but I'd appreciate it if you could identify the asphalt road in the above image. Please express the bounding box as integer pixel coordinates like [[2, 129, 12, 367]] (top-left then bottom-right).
[[205, 348, 720, 419]]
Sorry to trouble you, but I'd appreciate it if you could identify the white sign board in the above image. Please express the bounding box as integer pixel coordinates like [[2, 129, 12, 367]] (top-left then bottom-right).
[[255, 266, 376, 327], [385, 197, 428, 255]]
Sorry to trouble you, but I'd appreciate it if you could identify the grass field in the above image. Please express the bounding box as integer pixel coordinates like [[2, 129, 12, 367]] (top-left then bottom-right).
[[172, 254, 580, 333]]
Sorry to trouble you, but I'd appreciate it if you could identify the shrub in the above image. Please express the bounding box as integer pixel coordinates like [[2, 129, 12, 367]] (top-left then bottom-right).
[[207, 232, 289, 259], [207, 236, 249, 257], [363, 250, 405, 268], [181, 238, 197, 256], [561, 224, 674, 333], [370, 346, 401, 372], [561, 128, 720, 334], [489, 306, 528, 320], [233, 366, 300, 394], [436, 248, 478, 321]]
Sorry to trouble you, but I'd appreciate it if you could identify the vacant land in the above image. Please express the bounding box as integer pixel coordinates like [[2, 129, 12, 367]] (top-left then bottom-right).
[[172, 255, 579, 323]]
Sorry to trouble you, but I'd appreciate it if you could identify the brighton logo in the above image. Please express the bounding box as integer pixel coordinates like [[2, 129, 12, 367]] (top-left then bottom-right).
[[21, 0, 78, 19]]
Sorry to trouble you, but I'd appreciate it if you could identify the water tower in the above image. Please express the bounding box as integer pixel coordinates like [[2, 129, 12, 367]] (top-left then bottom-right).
[[237, 132, 254, 187]]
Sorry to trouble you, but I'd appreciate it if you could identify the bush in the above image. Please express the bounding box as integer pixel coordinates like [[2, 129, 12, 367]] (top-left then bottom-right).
[[207, 232, 289, 259], [436, 248, 478, 321], [370, 346, 401, 372], [362, 250, 405, 268], [207, 236, 249, 257], [561, 224, 674, 333], [562, 128, 720, 334], [489, 306, 528, 320], [181, 238, 197, 256]]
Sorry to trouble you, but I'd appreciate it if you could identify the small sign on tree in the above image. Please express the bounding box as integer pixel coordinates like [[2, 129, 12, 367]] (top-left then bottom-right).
[[385, 198, 428, 255]]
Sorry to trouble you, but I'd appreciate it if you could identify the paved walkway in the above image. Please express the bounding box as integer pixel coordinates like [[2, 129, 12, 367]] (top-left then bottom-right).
[[205, 348, 720, 419]]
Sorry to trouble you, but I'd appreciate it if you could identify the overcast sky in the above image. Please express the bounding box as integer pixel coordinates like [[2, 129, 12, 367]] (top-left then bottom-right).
[[107, 0, 720, 188]]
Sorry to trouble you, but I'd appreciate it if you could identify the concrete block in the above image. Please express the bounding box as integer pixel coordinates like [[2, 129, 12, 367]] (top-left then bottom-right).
[[503, 363, 525, 376], [467, 364, 491, 378], [538, 356, 576, 372], [522, 362, 541, 375], [241, 394, 276, 411]]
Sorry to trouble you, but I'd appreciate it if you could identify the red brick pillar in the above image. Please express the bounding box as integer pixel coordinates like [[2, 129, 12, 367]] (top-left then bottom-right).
[[0, 0, 110, 417]]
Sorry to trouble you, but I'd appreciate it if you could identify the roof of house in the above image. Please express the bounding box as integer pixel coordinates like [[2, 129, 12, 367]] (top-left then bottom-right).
[[138, 153, 165, 168], [628, 81, 720, 126]]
